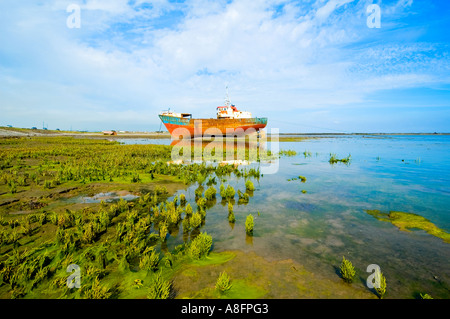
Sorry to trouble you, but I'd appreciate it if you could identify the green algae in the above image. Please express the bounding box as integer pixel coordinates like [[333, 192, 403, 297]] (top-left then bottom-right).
[[189, 251, 236, 267], [178, 281, 266, 299], [181, 268, 198, 278], [173, 250, 374, 299], [218, 279, 267, 299], [365, 209, 450, 243]]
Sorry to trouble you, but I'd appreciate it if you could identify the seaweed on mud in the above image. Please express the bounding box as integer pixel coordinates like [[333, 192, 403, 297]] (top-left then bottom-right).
[[365, 209, 450, 243]]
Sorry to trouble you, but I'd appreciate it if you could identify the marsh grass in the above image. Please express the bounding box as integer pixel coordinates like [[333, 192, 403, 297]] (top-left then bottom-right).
[[179, 193, 186, 206], [204, 186, 216, 201], [288, 175, 307, 183], [185, 203, 193, 218], [0, 136, 265, 299], [245, 180, 255, 192], [303, 150, 312, 158], [140, 248, 160, 272], [147, 271, 171, 299], [245, 215, 254, 236], [187, 232, 212, 260], [237, 190, 249, 204], [82, 276, 112, 299], [190, 213, 202, 229], [215, 271, 232, 293], [278, 149, 297, 157], [339, 256, 356, 283], [329, 153, 351, 165], [374, 270, 387, 299], [224, 185, 235, 200], [228, 202, 235, 224]]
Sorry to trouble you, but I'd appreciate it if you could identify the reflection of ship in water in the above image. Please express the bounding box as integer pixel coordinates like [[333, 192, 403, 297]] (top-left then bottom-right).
[[168, 135, 271, 167], [168, 134, 264, 147]]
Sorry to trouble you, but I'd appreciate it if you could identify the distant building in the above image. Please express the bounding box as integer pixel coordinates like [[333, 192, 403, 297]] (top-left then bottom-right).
[[103, 130, 117, 135]]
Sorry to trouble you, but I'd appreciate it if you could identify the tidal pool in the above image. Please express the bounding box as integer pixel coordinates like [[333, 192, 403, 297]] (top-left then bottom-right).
[[63, 191, 140, 204], [136, 134, 450, 298]]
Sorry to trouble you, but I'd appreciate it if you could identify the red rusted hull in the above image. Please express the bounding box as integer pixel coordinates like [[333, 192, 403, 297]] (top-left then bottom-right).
[[159, 115, 267, 138]]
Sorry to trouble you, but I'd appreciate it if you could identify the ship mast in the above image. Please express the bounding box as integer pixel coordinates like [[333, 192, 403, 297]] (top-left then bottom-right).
[[224, 86, 231, 107]]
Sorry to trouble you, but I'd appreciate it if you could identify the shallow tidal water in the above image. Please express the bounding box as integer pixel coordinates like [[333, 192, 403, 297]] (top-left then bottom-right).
[[125, 135, 450, 298]]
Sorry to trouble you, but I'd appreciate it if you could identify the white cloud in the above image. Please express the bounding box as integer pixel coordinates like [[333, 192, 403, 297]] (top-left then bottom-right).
[[384, 0, 414, 15], [315, 0, 355, 23]]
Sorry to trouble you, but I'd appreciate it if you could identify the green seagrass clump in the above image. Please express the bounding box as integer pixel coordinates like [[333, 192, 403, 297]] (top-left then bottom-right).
[[190, 212, 202, 229], [329, 153, 351, 164], [245, 180, 255, 192], [204, 186, 216, 201], [220, 184, 235, 200], [340, 256, 356, 283], [82, 276, 112, 299], [147, 271, 171, 299], [139, 248, 160, 272], [228, 202, 235, 223], [374, 270, 387, 299], [179, 193, 186, 206], [238, 190, 249, 203], [187, 232, 212, 260], [215, 271, 232, 293], [245, 214, 254, 235]]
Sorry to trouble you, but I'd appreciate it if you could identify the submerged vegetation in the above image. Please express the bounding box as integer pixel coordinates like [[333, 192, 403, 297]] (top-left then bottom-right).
[[245, 214, 254, 236], [228, 203, 235, 224], [245, 180, 255, 192], [147, 271, 171, 299], [374, 270, 387, 299], [215, 271, 232, 294], [287, 175, 307, 182], [329, 153, 351, 165], [278, 149, 297, 157], [365, 210, 450, 243], [340, 256, 356, 283], [187, 232, 213, 260]]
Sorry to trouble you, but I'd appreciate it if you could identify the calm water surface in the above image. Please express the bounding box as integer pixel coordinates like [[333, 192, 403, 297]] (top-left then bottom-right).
[[125, 135, 450, 298]]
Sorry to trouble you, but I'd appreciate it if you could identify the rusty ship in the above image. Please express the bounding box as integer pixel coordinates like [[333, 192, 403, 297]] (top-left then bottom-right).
[[158, 91, 267, 138]]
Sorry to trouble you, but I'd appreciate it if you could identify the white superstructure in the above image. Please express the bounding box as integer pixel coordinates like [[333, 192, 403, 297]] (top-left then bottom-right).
[[216, 89, 252, 119]]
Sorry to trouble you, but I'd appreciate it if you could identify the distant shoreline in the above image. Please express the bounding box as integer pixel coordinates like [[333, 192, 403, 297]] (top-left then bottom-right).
[[0, 126, 448, 138], [274, 132, 450, 136]]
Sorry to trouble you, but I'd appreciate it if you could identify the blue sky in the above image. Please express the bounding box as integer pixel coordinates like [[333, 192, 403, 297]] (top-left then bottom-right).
[[0, 0, 449, 133]]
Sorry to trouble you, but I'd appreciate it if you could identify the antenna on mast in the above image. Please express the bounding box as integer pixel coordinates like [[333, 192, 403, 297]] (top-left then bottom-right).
[[225, 86, 231, 106]]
